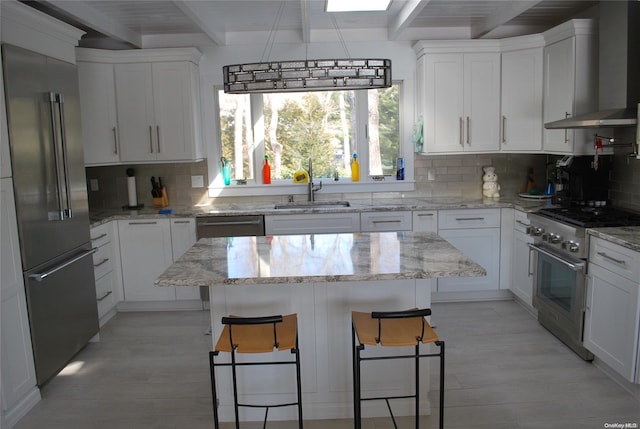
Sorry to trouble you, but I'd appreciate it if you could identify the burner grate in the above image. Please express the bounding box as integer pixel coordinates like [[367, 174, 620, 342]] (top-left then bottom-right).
[[536, 207, 640, 228]]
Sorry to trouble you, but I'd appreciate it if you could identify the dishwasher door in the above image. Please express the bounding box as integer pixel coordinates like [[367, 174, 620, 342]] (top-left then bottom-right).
[[196, 215, 264, 238], [196, 215, 265, 301]]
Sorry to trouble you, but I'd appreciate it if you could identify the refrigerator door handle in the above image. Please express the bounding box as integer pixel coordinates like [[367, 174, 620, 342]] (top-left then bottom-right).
[[56, 93, 73, 219], [29, 248, 97, 282], [48, 92, 66, 221]]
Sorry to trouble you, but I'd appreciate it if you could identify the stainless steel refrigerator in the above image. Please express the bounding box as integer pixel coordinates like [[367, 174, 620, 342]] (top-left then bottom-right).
[[2, 44, 99, 386]]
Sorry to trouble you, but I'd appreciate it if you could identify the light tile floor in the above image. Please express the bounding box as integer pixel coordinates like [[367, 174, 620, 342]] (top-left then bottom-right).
[[14, 300, 640, 429]]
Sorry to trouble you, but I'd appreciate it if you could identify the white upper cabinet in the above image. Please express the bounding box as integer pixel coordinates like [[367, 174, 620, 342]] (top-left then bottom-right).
[[542, 20, 597, 154], [77, 60, 119, 166], [500, 36, 544, 152], [415, 41, 501, 154], [77, 48, 204, 165]]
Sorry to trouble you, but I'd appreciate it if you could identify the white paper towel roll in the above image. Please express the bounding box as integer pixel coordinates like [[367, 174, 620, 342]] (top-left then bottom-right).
[[127, 176, 137, 207]]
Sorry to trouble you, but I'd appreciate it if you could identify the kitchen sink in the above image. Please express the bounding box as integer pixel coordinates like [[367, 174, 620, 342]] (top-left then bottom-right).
[[274, 201, 351, 209]]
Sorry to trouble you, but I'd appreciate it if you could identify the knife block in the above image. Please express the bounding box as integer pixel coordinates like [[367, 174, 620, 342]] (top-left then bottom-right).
[[153, 186, 169, 208]]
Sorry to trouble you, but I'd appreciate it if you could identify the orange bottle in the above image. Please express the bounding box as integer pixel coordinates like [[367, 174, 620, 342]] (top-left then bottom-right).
[[262, 155, 271, 184]]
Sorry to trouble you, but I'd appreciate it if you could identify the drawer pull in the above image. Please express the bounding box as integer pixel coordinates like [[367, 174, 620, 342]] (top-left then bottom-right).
[[94, 258, 109, 268], [417, 213, 434, 217], [596, 252, 626, 266], [455, 217, 485, 221], [173, 220, 191, 224], [372, 220, 401, 224], [128, 221, 158, 225], [97, 290, 113, 302], [515, 220, 530, 227], [91, 233, 108, 241]]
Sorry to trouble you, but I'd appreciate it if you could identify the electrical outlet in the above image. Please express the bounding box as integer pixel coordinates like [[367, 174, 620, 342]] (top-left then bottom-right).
[[90, 179, 99, 191], [191, 175, 204, 188]]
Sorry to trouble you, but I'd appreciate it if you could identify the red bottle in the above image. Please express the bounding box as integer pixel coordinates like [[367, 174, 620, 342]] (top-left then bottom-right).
[[262, 155, 271, 184]]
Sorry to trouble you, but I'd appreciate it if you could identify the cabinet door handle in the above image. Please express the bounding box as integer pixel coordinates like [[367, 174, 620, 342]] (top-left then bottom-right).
[[455, 217, 485, 221], [91, 233, 108, 242], [94, 258, 109, 268], [149, 126, 154, 153], [156, 125, 161, 153], [97, 290, 113, 302], [466, 116, 470, 145], [112, 127, 118, 154], [527, 246, 533, 277], [128, 221, 158, 225], [596, 252, 626, 266], [501, 115, 506, 143], [564, 112, 570, 144], [459, 117, 464, 147]]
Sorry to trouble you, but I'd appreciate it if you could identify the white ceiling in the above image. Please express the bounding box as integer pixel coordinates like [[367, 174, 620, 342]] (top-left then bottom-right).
[[23, 0, 601, 49]]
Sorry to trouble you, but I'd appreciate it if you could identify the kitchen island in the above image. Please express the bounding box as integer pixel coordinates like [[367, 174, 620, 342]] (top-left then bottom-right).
[[155, 231, 485, 422]]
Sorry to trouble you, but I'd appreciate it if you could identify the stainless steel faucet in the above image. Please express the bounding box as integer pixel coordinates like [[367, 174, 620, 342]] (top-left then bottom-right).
[[307, 157, 322, 201]]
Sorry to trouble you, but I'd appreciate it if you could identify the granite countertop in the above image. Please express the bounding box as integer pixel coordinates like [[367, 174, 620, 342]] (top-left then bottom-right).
[[587, 227, 640, 252], [89, 195, 552, 227], [154, 232, 487, 287]]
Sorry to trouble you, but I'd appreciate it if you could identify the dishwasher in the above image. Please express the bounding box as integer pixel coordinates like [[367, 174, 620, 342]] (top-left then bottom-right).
[[196, 215, 265, 302]]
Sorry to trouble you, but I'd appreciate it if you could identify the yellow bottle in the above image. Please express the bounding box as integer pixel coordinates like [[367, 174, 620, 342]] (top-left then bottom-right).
[[351, 153, 360, 182]]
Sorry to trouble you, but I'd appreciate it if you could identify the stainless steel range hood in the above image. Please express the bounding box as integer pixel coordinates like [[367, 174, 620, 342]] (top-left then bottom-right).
[[544, 107, 638, 129], [545, 1, 639, 129]]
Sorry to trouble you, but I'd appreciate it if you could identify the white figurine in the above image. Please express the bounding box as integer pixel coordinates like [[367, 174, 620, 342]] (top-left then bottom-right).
[[482, 166, 501, 199]]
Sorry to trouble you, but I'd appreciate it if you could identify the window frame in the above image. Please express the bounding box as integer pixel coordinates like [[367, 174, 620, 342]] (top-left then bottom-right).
[[208, 80, 414, 198]]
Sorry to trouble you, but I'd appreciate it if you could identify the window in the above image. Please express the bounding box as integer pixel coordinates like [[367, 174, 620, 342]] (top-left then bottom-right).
[[216, 83, 402, 185]]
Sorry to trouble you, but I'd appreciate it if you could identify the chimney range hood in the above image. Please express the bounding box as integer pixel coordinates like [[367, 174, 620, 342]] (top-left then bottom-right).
[[545, 1, 639, 129]]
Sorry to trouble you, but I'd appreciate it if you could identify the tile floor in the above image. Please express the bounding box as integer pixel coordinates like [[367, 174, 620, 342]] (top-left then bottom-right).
[[14, 300, 640, 429]]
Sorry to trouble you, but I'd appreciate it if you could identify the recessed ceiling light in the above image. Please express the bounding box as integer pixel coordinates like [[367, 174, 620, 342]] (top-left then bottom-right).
[[326, 0, 391, 12]]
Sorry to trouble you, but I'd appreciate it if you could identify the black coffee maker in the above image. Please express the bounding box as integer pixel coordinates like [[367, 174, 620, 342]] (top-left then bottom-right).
[[552, 155, 612, 207]]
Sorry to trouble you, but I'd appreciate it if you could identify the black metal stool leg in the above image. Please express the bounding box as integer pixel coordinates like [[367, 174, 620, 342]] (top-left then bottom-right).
[[230, 349, 240, 429], [415, 344, 420, 429], [294, 337, 303, 429], [209, 351, 220, 429], [437, 340, 445, 429]]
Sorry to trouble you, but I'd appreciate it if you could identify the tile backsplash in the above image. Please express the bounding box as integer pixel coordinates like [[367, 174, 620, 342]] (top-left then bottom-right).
[[85, 154, 552, 211]]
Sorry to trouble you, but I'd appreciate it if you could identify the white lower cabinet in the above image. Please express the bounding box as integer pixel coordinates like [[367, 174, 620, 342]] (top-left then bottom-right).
[[265, 213, 360, 235], [511, 210, 534, 307], [1, 178, 40, 427], [585, 237, 640, 383], [437, 209, 501, 293], [360, 211, 412, 232], [90, 223, 118, 325], [118, 219, 175, 301], [412, 211, 437, 233], [170, 218, 199, 301]]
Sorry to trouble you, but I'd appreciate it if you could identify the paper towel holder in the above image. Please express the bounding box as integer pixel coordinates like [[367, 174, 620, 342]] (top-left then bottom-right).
[[122, 167, 144, 210]]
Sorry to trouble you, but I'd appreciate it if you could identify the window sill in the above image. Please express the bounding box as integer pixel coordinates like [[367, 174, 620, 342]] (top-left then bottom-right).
[[207, 179, 415, 198]]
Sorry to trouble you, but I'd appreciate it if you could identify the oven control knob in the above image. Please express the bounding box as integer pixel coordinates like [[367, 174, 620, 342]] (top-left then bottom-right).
[[530, 227, 544, 236], [549, 233, 562, 244], [564, 240, 580, 253]]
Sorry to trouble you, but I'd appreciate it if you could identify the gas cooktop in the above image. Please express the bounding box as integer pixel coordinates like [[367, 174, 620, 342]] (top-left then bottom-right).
[[536, 206, 640, 228]]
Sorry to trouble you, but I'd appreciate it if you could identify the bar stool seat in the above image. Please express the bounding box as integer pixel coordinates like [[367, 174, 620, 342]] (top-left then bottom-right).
[[209, 314, 303, 429], [352, 308, 444, 429]]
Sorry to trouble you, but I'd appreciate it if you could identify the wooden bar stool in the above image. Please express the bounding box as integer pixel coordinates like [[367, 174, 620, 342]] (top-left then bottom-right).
[[351, 308, 444, 429], [209, 314, 303, 429]]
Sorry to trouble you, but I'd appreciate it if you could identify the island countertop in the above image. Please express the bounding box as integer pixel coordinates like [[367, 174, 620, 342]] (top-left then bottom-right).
[[155, 231, 486, 287]]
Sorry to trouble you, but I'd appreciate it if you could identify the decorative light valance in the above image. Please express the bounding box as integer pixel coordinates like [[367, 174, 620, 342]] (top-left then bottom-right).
[[223, 58, 392, 94]]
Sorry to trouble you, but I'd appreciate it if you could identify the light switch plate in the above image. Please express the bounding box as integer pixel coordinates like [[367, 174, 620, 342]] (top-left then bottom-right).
[[191, 175, 204, 188]]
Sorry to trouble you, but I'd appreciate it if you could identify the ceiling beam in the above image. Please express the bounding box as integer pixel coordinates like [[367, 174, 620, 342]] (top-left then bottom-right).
[[388, 0, 431, 41], [45, 0, 142, 48], [173, 1, 226, 46], [300, 0, 311, 43], [470, 0, 543, 39]]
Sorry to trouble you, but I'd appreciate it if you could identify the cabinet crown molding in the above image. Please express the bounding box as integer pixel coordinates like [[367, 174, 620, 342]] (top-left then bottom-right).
[[1, 0, 84, 64], [499, 34, 545, 52], [76, 47, 202, 64], [542, 19, 596, 45], [413, 40, 501, 56]]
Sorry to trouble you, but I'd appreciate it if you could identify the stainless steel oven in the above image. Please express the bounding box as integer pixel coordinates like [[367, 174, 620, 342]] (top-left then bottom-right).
[[529, 241, 592, 360]]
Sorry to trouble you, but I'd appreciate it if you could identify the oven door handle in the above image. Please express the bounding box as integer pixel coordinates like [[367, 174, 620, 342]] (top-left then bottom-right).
[[528, 243, 585, 272]]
